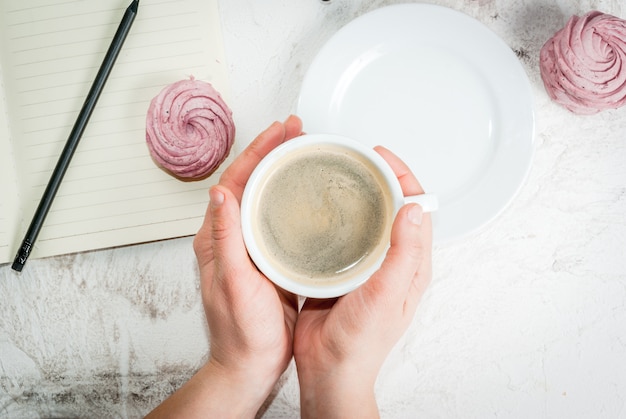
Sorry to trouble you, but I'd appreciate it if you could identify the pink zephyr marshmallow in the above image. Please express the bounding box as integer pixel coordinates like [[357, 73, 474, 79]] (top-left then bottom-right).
[[539, 11, 626, 115], [146, 77, 235, 179]]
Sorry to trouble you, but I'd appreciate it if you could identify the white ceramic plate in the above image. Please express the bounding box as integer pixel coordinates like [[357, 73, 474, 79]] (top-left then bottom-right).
[[297, 4, 535, 244]]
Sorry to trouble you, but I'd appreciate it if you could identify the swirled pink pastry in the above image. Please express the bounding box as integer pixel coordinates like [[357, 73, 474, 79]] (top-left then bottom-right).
[[540, 11, 626, 115], [146, 77, 235, 179]]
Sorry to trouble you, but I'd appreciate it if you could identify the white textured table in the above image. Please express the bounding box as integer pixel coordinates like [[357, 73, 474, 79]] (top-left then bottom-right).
[[2, 0, 626, 417]]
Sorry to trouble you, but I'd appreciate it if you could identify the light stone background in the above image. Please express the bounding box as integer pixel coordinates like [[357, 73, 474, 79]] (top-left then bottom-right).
[[2, 0, 626, 417]]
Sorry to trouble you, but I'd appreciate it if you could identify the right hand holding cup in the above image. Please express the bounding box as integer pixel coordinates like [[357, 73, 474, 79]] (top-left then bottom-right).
[[293, 145, 433, 418]]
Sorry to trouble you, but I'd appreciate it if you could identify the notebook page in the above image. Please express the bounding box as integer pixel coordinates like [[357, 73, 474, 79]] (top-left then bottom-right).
[[2, 0, 232, 259], [0, 61, 20, 264]]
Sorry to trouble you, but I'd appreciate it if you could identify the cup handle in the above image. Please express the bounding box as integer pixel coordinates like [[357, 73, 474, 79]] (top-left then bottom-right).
[[404, 193, 438, 213]]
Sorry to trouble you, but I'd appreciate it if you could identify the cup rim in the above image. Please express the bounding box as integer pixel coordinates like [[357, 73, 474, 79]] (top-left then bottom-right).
[[240, 134, 404, 298]]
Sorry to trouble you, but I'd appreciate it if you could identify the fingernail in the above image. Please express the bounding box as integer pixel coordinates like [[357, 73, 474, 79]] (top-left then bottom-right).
[[408, 204, 423, 226], [210, 187, 225, 208]]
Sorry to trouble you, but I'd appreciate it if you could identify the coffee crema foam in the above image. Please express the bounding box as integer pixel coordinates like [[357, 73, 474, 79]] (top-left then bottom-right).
[[254, 146, 391, 285]]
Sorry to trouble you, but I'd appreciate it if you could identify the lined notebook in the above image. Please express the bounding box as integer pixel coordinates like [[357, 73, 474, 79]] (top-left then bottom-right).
[[0, 0, 232, 264]]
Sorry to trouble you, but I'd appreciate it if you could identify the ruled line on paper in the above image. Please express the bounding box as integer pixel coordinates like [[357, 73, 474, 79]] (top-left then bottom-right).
[[15, 68, 96, 82], [31, 172, 168, 201], [44, 189, 210, 220], [11, 24, 200, 56], [26, 126, 145, 147], [11, 17, 197, 52], [19, 102, 147, 123], [25, 133, 143, 152], [50, 167, 156, 186], [26, 125, 146, 152], [14, 35, 119, 54], [28, 167, 156, 189], [39, 199, 209, 236], [55, 178, 188, 200], [6, 1, 99, 16], [9, 23, 117, 42], [30, 148, 147, 167], [28, 181, 211, 223], [46, 208, 209, 232], [22, 109, 145, 130], [47, 188, 211, 221], [17, 80, 92, 95], [38, 214, 205, 243], [44, 202, 210, 232], [16, 64, 206, 94], [7, 6, 124, 27], [16, 57, 207, 94], [29, 158, 152, 180], [15, 50, 108, 67]]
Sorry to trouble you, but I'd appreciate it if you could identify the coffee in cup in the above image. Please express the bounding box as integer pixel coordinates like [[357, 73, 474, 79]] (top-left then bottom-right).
[[241, 134, 437, 298]]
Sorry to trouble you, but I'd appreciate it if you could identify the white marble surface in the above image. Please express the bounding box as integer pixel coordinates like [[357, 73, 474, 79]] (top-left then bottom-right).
[[2, 0, 626, 417]]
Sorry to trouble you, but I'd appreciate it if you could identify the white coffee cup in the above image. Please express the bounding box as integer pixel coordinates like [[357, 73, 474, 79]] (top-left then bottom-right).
[[241, 134, 438, 298]]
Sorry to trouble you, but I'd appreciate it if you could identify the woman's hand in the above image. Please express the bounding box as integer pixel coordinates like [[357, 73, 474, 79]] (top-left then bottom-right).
[[196, 115, 303, 386], [147, 116, 304, 419], [293, 146, 433, 419]]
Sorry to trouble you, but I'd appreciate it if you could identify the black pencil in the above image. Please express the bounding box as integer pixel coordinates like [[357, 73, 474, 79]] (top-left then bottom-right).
[[11, 0, 140, 272]]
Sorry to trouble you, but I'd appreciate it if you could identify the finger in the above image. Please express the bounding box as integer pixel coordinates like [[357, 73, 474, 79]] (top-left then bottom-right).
[[193, 190, 215, 272], [404, 251, 432, 315], [373, 146, 433, 312], [277, 288, 300, 329], [283, 114, 303, 141], [374, 146, 424, 196], [220, 120, 288, 200], [208, 185, 255, 288], [360, 203, 429, 311]]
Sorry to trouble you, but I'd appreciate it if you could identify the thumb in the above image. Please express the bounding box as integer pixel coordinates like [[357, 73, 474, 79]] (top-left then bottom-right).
[[361, 203, 427, 307], [209, 185, 252, 281]]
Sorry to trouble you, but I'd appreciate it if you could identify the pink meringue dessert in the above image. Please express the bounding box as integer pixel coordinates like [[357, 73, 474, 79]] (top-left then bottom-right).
[[146, 77, 235, 179], [540, 11, 626, 115]]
